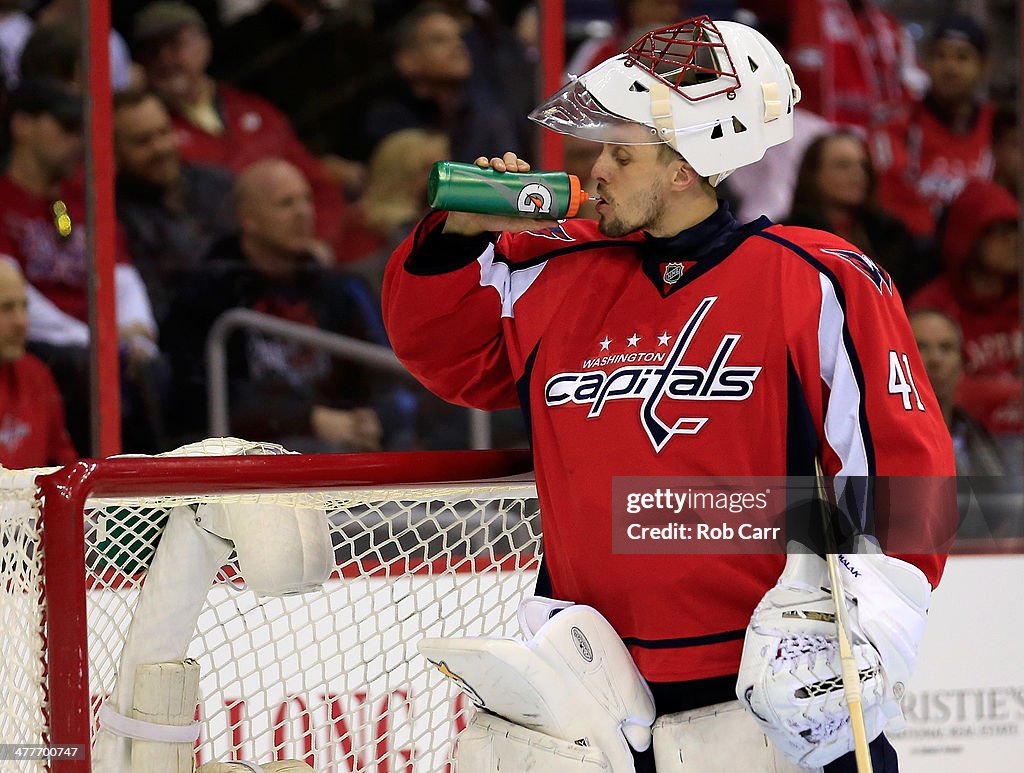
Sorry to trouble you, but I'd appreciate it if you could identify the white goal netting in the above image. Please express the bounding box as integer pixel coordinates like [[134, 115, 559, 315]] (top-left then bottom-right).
[[0, 441, 541, 772]]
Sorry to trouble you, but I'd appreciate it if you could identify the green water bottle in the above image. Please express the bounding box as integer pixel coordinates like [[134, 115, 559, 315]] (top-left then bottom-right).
[[427, 161, 592, 219]]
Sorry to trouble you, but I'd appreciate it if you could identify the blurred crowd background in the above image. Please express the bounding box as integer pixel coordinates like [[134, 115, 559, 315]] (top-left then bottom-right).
[[0, 0, 1018, 508]]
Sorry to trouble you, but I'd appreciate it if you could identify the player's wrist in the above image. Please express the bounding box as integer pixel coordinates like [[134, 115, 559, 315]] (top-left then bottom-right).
[[441, 211, 490, 236]]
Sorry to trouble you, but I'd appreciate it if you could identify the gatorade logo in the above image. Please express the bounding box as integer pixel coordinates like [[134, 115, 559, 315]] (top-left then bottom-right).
[[517, 183, 553, 214]]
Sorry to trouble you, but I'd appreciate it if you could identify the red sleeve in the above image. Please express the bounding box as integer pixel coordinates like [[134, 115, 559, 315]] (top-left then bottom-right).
[[382, 212, 519, 410], [772, 227, 957, 586]]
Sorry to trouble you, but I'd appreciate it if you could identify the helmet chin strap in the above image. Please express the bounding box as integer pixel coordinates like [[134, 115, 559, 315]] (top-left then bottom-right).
[[708, 169, 735, 187]]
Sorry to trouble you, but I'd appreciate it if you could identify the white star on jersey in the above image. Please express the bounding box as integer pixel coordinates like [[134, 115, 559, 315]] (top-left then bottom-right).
[[599, 336, 612, 351], [657, 332, 672, 346], [626, 333, 641, 348]]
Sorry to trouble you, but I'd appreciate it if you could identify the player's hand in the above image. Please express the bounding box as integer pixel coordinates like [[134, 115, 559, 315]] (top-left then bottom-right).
[[441, 151, 560, 237]]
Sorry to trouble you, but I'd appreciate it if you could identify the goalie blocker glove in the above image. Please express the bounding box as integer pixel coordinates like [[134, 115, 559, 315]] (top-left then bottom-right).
[[736, 545, 930, 767]]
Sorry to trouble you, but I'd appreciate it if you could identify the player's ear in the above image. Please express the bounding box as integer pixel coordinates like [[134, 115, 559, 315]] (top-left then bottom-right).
[[669, 158, 702, 193]]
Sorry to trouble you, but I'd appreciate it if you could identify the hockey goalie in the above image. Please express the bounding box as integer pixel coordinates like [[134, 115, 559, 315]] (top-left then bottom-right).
[[384, 14, 957, 773]]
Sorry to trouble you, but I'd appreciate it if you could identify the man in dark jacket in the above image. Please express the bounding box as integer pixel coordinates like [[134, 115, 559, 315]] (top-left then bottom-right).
[[162, 158, 415, 450], [114, 87, 235, 326]]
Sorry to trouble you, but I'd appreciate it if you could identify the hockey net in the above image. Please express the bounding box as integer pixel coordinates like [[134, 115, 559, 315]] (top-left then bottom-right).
[[0, 439, 540, 772]]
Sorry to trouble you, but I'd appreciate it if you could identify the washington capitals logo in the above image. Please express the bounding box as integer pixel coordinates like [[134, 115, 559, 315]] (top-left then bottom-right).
[[821, 248, 893, 295], [544, 297, 761, 452]]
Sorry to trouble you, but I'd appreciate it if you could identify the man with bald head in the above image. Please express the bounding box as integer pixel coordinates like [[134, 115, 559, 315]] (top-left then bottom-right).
[[0, 259, 76, 467], [162, 158, 415, 451], [231, 158, 320, 273]]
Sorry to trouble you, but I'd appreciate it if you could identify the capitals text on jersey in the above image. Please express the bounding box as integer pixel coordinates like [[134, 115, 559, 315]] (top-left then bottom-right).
[[543, 297, 762, 452]]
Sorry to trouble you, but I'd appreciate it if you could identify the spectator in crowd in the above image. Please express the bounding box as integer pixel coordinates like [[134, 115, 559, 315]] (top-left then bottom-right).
[[162, 158, 415, 452], [323, 4, 522, 175], [18, 8, 136, 91], [909, 178, 1020, 445], [909, 308, 1006, 477], [991, 102, 1020, 200], [785, 129, 927, 296], [724, 106, 833, 224], [871, 14, 995, 238], [113, 87, 235, 326], [334, 128, 450, 289], [432, 0, 538, 163], [131, 1, 345, 246], [0, 257, 77, 467], [0, 0, 32, 90], [786, 0, 924, 129], [111, 0, 221, 53], [566, 0, 686, 76], [210, 0, 375, 144], [0, 78, 163, 454]]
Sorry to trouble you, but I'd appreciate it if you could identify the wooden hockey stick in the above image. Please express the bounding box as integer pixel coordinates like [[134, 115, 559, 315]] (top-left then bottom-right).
[[815, 461, 873, 773]]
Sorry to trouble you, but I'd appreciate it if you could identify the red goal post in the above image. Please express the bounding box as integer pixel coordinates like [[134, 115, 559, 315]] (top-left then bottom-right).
[[4, 442, 536, 772]]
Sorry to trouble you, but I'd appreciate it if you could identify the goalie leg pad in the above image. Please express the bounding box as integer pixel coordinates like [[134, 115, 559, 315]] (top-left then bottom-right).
[[418, 603, 655, 773], [652, 701, 814, 772], [100, 660, 201, 773], [457, 711, 612, 772], [194, 501, 332, 597]]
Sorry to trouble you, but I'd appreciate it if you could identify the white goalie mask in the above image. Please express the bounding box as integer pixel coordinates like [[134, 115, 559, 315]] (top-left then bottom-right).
[[529, 16, 801, 185]]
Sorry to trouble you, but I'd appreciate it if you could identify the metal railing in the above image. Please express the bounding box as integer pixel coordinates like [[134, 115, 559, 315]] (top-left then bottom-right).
[[205, 308, 493, 448]]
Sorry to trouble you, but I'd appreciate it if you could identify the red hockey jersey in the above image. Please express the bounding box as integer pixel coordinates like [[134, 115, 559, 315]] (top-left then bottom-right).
[[871, 100, 995, 237], [788, 0, 916, 128], [383, 207, 955, 682]]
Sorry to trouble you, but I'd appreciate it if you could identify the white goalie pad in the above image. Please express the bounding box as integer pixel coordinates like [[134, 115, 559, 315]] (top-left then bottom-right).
[[652, 701, 809, 772], [97, 660, 201, 773], [457, 712, 613, 772], [194, 501, 332, 597], [418, 601, 655, 773], [169, 436, 332, 597], [736, 549, 928, 767]]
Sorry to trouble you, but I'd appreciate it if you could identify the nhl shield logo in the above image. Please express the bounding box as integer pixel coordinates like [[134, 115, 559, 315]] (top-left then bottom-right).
[[663, 262, 685, 284]]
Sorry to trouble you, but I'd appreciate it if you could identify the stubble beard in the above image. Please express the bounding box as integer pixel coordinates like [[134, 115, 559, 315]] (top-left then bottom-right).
[[597, 186, 665, 237]]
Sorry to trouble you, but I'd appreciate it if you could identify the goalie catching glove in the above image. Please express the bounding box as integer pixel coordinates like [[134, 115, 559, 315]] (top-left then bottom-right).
[[418, 597, 655, 773], [736, 545, 931, 767]]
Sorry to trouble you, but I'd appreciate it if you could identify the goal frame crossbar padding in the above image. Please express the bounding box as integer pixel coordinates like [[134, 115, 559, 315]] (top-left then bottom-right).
[[36, 448, 533, 772]]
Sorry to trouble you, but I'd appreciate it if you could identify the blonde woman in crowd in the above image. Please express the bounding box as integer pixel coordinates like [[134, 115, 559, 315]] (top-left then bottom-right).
[[334, 128, 450, 292]]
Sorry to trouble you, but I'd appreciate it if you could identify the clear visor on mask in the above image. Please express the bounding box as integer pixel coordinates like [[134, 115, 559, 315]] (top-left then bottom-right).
[[528, 77, 720, 146], [528, 78, 664, 145]]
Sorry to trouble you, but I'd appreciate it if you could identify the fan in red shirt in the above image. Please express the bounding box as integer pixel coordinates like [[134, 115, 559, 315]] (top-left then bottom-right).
[[786, 0, 922, 130], [871, 14, 995, 238], [0, 259, 76, 468], [909, 178, 1021, 438], [131, 1, 345, 248]]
